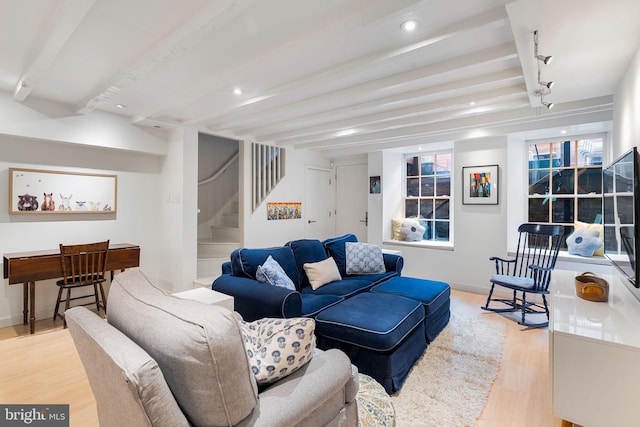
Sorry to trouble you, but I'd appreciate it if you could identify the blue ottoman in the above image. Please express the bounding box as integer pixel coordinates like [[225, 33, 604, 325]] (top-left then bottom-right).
[[315, 292, 426, 394], [371, 276, 450, 343]]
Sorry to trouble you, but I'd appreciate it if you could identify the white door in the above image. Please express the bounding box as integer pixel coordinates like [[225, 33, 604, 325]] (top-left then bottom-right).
[[305, 167, 334, 239], [335, 163, 368, 242]]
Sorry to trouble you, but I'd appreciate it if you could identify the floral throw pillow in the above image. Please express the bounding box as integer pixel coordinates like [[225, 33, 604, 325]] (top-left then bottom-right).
[[238, 317, 316, 385], [345, 242, 386, 275], [256, 255, 296, 290]]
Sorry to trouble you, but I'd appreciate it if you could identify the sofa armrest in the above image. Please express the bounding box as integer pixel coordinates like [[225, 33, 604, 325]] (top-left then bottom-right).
[[212, 274, 303, 321], [241, 349, 358, 426], [383, 253, 404, 275]]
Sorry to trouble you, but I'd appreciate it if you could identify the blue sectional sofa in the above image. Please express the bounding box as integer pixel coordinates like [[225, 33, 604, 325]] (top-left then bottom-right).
[[212, 234, 450, 393]]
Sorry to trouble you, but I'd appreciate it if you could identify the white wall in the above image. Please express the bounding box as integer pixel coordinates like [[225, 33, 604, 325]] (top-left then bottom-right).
[[242, 144, 332, 248], [614, 47, 640, 159], [374, 137, 508, 294], [0, 89, 207, 326], [0, 130, 167, 327]]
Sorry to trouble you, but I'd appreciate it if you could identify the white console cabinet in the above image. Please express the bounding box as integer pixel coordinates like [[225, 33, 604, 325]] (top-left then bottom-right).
[[550, 268, 640, 427]]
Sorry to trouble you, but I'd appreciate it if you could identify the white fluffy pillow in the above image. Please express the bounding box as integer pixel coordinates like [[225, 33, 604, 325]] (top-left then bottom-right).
[[401, 220, 425, 241], [238, 318, 316, 385], [303, 257, 342, 290]]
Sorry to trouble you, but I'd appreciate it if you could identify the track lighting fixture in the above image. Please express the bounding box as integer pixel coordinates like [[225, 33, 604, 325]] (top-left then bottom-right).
[[536, 54, 553, 65], [533, 30, 555, 109]]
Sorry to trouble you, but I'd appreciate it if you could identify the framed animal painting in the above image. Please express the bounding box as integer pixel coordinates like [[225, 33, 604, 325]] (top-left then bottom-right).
[[9, 168, 117, 214]]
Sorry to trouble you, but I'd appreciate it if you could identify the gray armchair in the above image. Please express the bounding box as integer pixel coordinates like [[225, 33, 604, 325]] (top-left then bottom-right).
[[66, 269, 358, 427]]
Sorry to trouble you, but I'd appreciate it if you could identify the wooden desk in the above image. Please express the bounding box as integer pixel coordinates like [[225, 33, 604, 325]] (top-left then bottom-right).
[[3, 243, 140, 334]]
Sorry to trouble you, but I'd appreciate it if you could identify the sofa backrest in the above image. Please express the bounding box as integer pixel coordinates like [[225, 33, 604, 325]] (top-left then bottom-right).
[[323, 234, 358, 277], [285, 239, 329, 290], [107, 269, 258, 427], [66, 306, 190, 427], [230, 246, 300, 288]]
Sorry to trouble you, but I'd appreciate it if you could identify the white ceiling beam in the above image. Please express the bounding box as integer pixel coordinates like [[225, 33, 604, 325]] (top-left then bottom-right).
[[258, 85, 528, 143], [208, 42, 518, 136], [74, 0, 262, 114], [236, 68, 524, 138], [290, 96, 613, 150], [13, 0, 96, 102], [181, 6, 511, 126]]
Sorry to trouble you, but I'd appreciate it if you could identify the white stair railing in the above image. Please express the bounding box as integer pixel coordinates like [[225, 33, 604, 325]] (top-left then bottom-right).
[[252, 143, 285, 212]]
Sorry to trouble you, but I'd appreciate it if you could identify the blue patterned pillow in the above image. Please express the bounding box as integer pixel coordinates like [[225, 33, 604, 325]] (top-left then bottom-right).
[[345, 242, 386, 275], [256, 256, 296, 290], [238, 317, 316, 385]]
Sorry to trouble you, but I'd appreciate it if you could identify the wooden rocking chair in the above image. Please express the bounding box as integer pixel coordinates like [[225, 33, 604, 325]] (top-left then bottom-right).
[[481, 223, 564, 328]]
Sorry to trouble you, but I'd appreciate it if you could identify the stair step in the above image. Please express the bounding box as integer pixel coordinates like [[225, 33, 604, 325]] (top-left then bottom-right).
[[211, 225, 239, 242], [197, 240, 239, 259], [196, 257, 228, 279], [221, 213, 238, 228]]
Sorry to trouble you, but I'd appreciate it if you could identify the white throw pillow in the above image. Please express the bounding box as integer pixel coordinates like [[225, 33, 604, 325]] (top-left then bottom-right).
[[238, 317, 316, 385], [303, 257, 342, 290], [345, 242, 386, 275], [400, 219, 425, 241]]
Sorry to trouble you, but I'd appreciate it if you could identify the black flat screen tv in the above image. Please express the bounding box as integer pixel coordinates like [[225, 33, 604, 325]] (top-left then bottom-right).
[[603, 147, 640, 288]]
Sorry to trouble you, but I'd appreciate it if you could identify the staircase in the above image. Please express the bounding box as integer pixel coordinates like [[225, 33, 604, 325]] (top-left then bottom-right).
[[196, 195, 240, 284]]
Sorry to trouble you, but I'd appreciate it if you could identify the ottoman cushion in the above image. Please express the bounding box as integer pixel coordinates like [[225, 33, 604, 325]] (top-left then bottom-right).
[[371, 276, 450, 316], [372, 276, 451, 342], [315, 293, 424, 351]]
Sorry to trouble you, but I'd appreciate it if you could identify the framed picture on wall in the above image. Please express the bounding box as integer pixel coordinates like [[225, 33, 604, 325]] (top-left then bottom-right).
[[9, 168, 117, 214], [369, 176, 381, 194], [462, 164, 499, 205]]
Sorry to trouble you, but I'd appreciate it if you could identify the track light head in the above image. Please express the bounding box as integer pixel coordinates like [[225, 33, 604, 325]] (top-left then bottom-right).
[[540, 80, 554, 89], [537, 54, 553, 65], [542, 100, 554, 109]]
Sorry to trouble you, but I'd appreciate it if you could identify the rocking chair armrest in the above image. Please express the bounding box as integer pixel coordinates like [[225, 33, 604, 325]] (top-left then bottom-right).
[[489, 256, 515, 263], [528, 264, 554, 273]]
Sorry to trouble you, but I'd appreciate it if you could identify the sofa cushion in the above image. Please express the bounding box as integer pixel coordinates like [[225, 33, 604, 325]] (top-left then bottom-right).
[[304, 257, 342, 290], [107, 269, 258, 427], [301, 277, 375, 298], [239, 317, 316, 385], [231, 246, 300, 288], [315, 293, 424, 351], [257, 255, 296, 290], [323, 234, 358, 276], [286, 239, 329, 290], [345, 242, 386, 275], [300, 294, 344, 317]]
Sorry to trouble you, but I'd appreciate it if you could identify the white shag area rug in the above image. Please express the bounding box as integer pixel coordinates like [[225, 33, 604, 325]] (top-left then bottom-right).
[[391, 312, 506, 427]]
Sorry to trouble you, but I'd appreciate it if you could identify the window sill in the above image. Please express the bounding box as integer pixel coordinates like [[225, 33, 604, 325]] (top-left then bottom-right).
[[507, 250, 610, 266], [383, 240, 454, 251]]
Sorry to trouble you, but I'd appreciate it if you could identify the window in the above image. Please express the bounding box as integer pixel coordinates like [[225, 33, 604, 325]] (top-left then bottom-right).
[[527, 136, 604, 246], [404, 151, 452, 241]]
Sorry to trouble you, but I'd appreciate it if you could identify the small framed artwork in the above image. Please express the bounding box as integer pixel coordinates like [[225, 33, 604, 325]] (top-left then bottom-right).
[[267, 202, 302, 220], [369, 176, 381, 194], [462, 164, 499, 205]]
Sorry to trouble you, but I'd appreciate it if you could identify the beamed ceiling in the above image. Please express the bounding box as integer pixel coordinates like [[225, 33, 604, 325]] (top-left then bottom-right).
[[1, 0, 638, 156]]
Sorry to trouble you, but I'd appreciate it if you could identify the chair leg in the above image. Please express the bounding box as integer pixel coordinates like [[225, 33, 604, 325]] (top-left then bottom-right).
[[53, 287, 64, 321], [93, 284, 101, 312], [63, 289, 71, 329], [542, 294, 550, 321], [483, 283, 496, 309], [520, 291, 527, 325], [99, 284, 107, 313]]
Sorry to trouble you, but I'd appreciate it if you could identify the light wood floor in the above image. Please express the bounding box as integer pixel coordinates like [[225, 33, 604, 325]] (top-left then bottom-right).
[[0, 290, 572, 427]]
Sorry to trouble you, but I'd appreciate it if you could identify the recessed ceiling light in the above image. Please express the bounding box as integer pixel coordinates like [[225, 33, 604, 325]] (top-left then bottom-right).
[[116, 104, 126, 109], [401, 19, 419, 32], [469, 101, 476, 106], [560, 130, 567, 135], [233, 88, 243, 95], [335, 129, 356, 137]]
